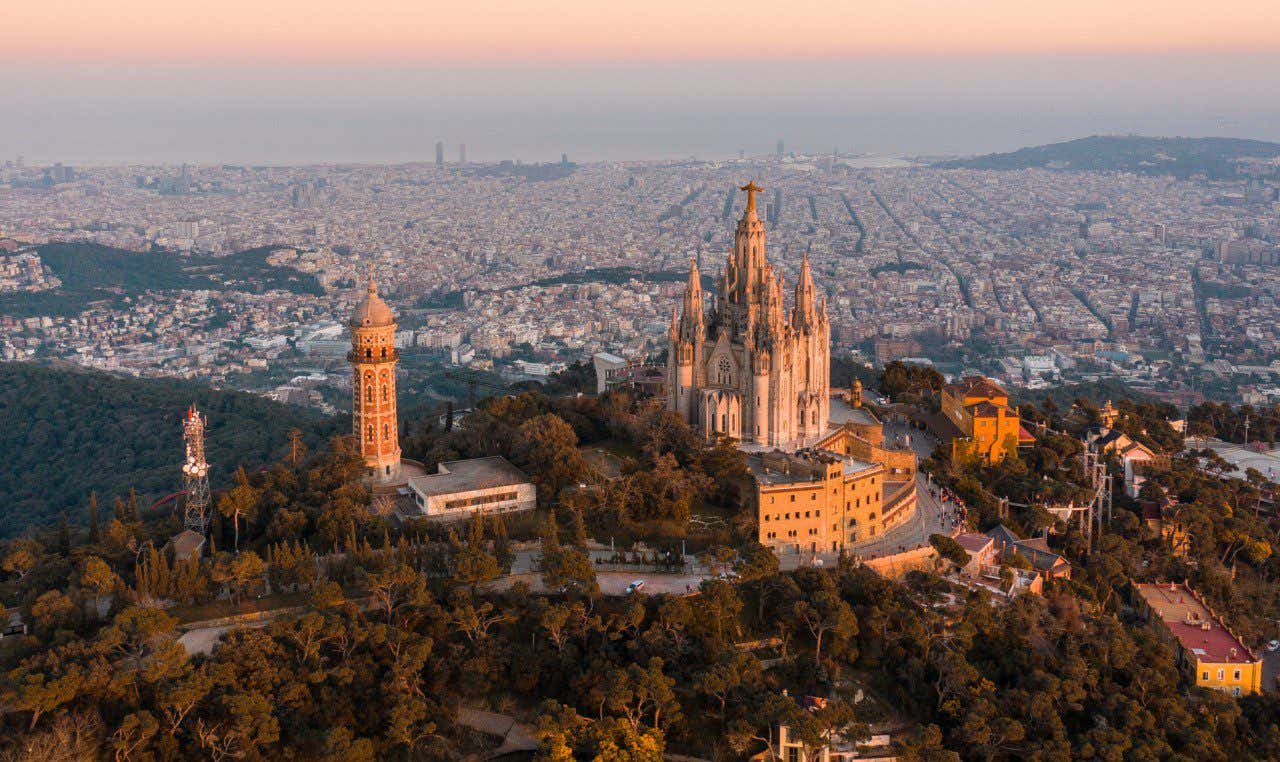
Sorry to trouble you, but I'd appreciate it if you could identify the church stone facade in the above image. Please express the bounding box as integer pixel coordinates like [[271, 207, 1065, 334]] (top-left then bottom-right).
[[666, 182, 830, 449]]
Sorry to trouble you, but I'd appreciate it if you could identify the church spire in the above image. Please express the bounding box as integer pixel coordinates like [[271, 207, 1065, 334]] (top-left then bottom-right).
[[679, 255, 704, 341], [793, 251, 817, 330]]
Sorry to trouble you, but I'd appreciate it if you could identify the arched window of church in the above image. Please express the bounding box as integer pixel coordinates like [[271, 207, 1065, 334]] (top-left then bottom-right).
[[365, 385, 373, 403], [799, 409, 805, 426], [717, 358, 731, 386], [383, 423, 389, 440], [366, 425, 374, 442], [721, 413, 727, 431], [382, 384, 388, 402], [381, 347, 387, 359], [365, 348, 372, 359]]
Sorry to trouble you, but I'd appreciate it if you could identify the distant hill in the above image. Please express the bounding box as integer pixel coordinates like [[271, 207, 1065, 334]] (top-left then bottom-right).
[[0, 242, 325, 318], [933, 135, 1280, 179], [0, 362, 341, 537]]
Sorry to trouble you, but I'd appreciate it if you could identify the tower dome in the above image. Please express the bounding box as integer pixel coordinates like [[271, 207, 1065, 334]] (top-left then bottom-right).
[[351, 266, 395, 327]]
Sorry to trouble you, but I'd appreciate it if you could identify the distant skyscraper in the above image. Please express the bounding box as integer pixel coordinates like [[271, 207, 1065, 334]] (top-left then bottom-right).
[[435, 141, 444, 166], [561, 153, 569, 165], [776, 139, 784, 159], [459, 143, 466, 164], [1153, 222, 1167, 246]]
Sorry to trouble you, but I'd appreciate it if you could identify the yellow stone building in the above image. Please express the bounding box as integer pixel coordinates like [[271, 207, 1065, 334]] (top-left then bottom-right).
[[751, 418, 918, 557], [940, 376, 1026, 464], [1134, 582, 1263, 696]]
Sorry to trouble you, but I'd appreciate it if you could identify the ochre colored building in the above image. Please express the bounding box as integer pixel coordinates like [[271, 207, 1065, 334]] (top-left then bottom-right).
[[349, 267, 403, 482], [752, 422, 918, 556], [1134, 582, 1263, 696], [940, 376, 1025, 464]]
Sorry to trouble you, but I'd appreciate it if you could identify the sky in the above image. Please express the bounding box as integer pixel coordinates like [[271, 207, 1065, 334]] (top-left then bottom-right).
[[3, 1, 1279, 164]]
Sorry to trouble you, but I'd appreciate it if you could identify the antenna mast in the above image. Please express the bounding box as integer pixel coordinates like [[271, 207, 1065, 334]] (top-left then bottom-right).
[[182, 405, 211, 535]]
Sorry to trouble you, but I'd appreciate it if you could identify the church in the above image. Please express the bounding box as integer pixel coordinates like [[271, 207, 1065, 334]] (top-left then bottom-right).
[[666, 182, 830, 449]]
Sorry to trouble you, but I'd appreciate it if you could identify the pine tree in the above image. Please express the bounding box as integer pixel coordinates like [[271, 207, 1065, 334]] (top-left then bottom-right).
[[114, 495, 127, 522], [128, 488, 140, 522]]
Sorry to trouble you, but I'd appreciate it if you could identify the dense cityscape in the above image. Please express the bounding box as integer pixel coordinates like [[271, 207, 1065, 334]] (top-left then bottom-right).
[[2, 151, 1279, 412], [4, 2, 1280, 759]]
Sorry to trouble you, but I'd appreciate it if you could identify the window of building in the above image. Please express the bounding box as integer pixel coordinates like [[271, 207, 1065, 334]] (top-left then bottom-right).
[[443, 491, 520, 511], [804, 511, 810, 518], [1234, 670, 1241, 680], [1202, 671, 1210, 681], [790, 495, 796, 502], [1217, 669, 1225, 681], [382, 423, 389, 440], [366, 385, 374, 403], [717, 357, 732, 385]]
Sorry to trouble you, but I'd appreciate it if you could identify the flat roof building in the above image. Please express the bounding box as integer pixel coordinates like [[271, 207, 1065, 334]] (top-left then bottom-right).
[[401, 456, 536, 523]]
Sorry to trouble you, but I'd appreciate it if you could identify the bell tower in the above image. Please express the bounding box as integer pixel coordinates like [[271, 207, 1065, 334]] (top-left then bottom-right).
[[348, 265, 402, 482]]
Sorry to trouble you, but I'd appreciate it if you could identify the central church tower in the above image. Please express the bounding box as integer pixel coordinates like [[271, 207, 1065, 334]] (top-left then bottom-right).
[[667, 181, 830, 449], [349, 266, 402, 481]]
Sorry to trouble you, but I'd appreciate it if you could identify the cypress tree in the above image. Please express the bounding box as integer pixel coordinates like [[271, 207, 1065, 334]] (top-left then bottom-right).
[[57, 511, 71, 554], [88, 492, 100, 544], [128, 488, 140, 522]]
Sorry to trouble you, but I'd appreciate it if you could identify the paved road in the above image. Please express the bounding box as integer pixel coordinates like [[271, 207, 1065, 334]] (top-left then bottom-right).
[[488, 570, 707, 597], [456, 706, 539, 756], [1263, 647, 1280, 693], [179, 620, 273, 656]]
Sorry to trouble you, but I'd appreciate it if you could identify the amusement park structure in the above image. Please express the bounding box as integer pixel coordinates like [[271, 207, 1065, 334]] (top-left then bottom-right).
[[181, 405, 211, 535]]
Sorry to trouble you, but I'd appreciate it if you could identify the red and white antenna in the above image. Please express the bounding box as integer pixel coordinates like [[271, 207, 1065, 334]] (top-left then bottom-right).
[[181, 404, 211, 535]]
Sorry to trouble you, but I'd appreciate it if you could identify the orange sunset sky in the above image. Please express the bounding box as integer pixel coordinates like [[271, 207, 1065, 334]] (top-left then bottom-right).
[[5, 0, 1279, 62]]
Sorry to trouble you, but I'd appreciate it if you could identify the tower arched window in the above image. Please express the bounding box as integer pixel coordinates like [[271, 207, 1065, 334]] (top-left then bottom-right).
[[365, 348, 372, 359], [366, 425, 374, 443], [383, 423, 389, 440], [365, 385, 373, 404], [382, 384, 388, 402], [381, 347, 388, 359]]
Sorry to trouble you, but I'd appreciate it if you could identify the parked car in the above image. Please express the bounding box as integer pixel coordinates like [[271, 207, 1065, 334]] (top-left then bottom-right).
[[625, 580, 646, 594]]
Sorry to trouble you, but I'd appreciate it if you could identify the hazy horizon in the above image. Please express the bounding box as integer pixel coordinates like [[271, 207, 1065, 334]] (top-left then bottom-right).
[[4, 1, 1280, 165]]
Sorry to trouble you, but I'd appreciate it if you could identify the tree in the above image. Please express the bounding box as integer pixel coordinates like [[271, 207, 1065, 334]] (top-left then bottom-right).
[[87, 493, 100, 544], [791, 590, 857, 663], [542, 547, 599, 595], [3, 544, 38, 580], [31, 590, 74, 635], [80, 555, 118, 598], [216, 466, 261, 553], [929, 534, 971, 569], [366, 564, 433, 624], [514, 413, 590, 505]]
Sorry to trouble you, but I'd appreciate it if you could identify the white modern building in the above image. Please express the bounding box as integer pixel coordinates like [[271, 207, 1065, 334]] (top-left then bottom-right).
[[400, 456, 536, 522]]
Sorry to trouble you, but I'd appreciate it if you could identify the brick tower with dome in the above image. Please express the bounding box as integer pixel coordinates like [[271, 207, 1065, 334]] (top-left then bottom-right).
[[348, 265, 403, 482]]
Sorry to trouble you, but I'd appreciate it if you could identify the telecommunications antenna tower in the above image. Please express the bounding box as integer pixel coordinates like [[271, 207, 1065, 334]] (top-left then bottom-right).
[[181, 405, 211, 535]]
